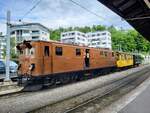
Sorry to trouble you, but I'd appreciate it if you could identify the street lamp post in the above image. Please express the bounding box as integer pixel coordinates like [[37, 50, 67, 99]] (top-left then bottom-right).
[[5, 10, 11, 82], [0, 37, 1, 59]]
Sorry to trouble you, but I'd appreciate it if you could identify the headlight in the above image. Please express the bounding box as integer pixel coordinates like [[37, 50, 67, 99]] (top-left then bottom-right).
[[29, 64, 35, 71]]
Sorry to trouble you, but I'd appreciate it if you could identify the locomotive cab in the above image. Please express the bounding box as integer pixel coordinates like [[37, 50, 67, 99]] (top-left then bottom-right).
[[17, 41, 53, 89], [17, 41, 38, 78]]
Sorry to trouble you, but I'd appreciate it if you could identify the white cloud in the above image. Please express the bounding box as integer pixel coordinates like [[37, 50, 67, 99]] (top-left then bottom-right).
[[0, 0, 132, 34]]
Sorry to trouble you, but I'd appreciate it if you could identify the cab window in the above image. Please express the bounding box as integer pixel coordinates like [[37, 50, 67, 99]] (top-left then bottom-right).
[[104, 51, 107, 57], [44, 46, 49, 56], [21, 47, 35, 56], [30, 48, 35, 56]]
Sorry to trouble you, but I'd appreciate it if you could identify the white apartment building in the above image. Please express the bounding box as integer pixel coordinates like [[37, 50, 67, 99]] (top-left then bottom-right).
[[10, 23, 50, 43], [61, 30, 112, 49], [87, 31, 112, 49], [0, 35, 6, 58], [61, 31, 88, 46]]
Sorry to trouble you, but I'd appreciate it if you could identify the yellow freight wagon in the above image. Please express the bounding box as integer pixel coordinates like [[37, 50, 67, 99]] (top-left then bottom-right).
[[116, 52, 133, 68]]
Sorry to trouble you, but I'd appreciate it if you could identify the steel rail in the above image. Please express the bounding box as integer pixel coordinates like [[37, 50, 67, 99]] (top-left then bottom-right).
[[63, 68, 150, 113]]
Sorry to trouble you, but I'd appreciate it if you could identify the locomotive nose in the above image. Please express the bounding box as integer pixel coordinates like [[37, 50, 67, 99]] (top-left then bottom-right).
[[29, 63, 35, 71], [17, 56, 31, 75]]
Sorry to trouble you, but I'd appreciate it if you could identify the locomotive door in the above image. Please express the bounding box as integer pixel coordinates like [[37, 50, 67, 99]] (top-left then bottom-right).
[[85, 49, 90, 68], [43, 45, 52, 74]]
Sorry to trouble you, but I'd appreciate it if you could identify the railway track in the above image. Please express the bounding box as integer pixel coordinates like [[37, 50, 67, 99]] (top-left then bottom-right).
[[0, 66, 149, 113], [0, 67, 134, 97], [30, 66, 150, 113], [0, 66, 141, 98], [62, 67, 150, 113]]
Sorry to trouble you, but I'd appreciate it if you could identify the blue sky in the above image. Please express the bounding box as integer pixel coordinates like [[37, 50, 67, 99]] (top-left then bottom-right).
[[0, 0, 132, 34]]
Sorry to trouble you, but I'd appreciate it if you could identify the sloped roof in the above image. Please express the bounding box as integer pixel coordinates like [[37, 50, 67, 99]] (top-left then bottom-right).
[[11, 23, 50, 32]]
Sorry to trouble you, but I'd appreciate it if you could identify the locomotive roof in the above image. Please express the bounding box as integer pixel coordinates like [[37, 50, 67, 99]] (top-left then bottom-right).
[[18, 40, 113, 52], [115, 51, 133, 55]]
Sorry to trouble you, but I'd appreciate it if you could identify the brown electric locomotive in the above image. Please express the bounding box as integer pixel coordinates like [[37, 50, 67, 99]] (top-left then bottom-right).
[[17, 40, 117, 90]]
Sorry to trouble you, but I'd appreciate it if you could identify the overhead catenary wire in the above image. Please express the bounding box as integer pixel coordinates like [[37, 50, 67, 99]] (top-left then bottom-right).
[[19, 0, 42, 22], [68, 0, 106, 21], [68, 0, 124, 25], [68, 0, 150, 26]]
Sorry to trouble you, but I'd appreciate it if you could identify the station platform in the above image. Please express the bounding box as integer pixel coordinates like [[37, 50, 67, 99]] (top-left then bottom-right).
[[0, 81, 23, 96], [0, 73, 17, 80], [119, 83, 150, 113]]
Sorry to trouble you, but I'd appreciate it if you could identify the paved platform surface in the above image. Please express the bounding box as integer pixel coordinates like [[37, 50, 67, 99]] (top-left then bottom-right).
[[119, 81, 150, 113]]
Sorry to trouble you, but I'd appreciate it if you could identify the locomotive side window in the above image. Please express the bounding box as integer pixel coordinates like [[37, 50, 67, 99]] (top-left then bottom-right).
[[76, 48, 81, 56], [56, 47, 62, 56], [116, 53, 119, 60], [121, 54, 124, 60], [112, 52, 114, 57], [124, 55, 128, 60], [44, 46, 49, 56], [104, 51, 107, 57], [100, 51, 103, 56]]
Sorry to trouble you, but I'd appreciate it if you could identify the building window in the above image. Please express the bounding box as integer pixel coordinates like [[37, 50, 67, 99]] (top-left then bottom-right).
[[16, 30, 19, 35], [23, 30, 29, 33], [97, 34, 100, 36], [76, 48, 81, 56], [82, 34, 85, 37], [102, 33, 106, 35], [32, 30, 39, 34], [11, 31, 15, 35], [44, 46, 49, 56], [32, 36, 39, 39], [92, 34, 95, 37], [55, 47, 62, 56], [62, 34, 65, 37]]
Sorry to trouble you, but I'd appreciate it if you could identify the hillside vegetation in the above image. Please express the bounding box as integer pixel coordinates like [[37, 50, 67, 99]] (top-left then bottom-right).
[[49, 25, 150, 53]]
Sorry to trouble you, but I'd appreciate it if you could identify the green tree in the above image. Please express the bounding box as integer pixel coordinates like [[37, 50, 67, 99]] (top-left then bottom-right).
[[49, 24, 150, 54]]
